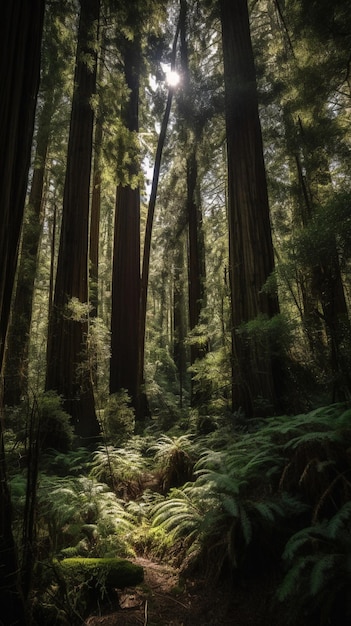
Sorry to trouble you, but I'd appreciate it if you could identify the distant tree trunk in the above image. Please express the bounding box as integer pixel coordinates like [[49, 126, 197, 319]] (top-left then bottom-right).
[[179, 0, 207, 404], [90, 116, 103, 317], [110, 32, 141, 411], [289, 108, 351, 399], [297, 119, 351, 399], [4, 91, 54, 406], [271, 2, 351, 399], [90, 33, 106, 318], [219, 0, 280, 416], [292, 145, 328, 363], [187, 147, 207, 403], [138, 16, 181, 419], [187, 151, 204, 345], [0, 2, 44, 623], [173, 240, 188, 408], [46, 0, 100, 442]]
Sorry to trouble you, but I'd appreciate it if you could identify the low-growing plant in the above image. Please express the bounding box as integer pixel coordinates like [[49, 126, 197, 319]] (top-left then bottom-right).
[[102, 390, 135, 444], [150, 404, 351, 580], [37, 475, 135, 558], [90, 444, 147, 498], [33, 557, 143, 625], [148, 434, 195, 491], [37, 391, 74, 452], [278, 502, 351, 625]]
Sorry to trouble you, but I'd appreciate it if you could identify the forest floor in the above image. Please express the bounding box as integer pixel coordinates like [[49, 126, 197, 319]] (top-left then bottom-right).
[[83, 556, 286, 626]]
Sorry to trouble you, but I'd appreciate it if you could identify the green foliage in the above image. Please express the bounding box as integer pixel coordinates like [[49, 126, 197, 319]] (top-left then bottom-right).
[[90, 443, 147, 498], [57, 556, 143, 588], [291, 190, 351, 270], [37, 391, 74, 452], [34, 557, 143, 625], [4, 392, 74, 456], [237, 313, 293, 357], [102, 390, 135, 444], [37, 475, 135, 558], [86, 316, 111, 404], [278, 502, 351, 624], [148, 434, 195, 491], [41, 447, 93, 476], [150, 404, 351, 580], [144, 346, 185, 428], [188, 347, 232, 413]]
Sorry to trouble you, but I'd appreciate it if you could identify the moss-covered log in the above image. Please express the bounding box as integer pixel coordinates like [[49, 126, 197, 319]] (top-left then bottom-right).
[[57, 557, 144, 589]]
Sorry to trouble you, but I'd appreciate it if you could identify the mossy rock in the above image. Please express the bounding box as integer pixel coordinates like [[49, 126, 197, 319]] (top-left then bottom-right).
[[57, 557, 144, 589]]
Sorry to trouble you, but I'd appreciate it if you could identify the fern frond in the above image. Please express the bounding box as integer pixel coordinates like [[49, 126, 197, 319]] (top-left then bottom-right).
[[277, 555, 315, 601], [148, 434, 194, 459], [151, 498, 201, 540], [194, 449, 224, 472], [327, 501, 351, 539], [195, 467, 244, 496], [282, 527, 317, 561], [253, 500, 281, 523], [310, 554, 341, 596], [285, 429, 341, 451], [239, 505, 252, 545], [241, 450, 285, 478], [222, 496, 240, 518]]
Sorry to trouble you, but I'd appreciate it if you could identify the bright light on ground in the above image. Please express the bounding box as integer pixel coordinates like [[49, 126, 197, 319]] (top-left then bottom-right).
[[166, 70, 180, 87]]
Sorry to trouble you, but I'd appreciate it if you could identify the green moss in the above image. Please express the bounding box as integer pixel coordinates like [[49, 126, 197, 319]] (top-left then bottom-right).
[[57, 557, 144, 588]]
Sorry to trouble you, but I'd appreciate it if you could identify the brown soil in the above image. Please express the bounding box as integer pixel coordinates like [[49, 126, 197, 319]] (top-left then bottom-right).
[[83, 556, 283, 626]]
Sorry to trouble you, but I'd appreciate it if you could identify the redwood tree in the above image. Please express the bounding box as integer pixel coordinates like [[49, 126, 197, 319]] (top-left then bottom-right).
[[110, 21, 142, 411], [46, 0, 100, 441], [219, 0, 281, 415], [3, 6, 69, 406], [0, 2, 44, 623], [179, 0, 207, 403]]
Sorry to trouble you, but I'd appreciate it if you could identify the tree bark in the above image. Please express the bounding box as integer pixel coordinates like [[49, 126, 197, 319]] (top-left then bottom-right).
[[219, 0, 280, 416], [0, 2, 45, 623], [90, 31, 106, 319], [138, 16, 181, 419], [46, 0, 100, 442], [179, 0, 207, 404], [110, 31, 141, 411], [173, 240, 188, 408], [4, 92, 55, 405]]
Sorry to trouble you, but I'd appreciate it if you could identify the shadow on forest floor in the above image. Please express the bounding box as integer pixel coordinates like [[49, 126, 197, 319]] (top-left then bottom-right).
[[83, 555, 300, 626]]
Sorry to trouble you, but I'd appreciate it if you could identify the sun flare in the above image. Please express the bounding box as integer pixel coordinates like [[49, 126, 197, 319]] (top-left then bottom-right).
[[166, 70, 180, 87]]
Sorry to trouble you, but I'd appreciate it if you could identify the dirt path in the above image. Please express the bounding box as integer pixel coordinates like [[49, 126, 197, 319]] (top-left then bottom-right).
[[83, 556, 279, 626]]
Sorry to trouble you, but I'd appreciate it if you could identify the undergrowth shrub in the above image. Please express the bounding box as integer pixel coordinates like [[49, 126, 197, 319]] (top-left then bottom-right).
[[35, 391, 74, 452], [33, 557, 143, 625], [5, 391, 74, 454], [37, 475, 135, 558], [148, 434, 195, 491], [102, 390, 135, 444], [90, 444, 147, 499], [150, 404, 351, 589], [278, 502, 351, 625]]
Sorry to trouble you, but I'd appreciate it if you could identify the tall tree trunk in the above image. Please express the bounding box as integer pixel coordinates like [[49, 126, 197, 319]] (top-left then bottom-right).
[[90, 32, 106, 319], [0, 2, 44, 623], [138, 16, 181, 419], [46, 0, 100, 443], [187, 147, 207, 403], [179, 0, 207, 405], [219, 0, 280, 416], [173, 240, 188, 408], [90, 117, 103, 316], [4, 92, 54, 406], [110, 32, 141, 411]]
